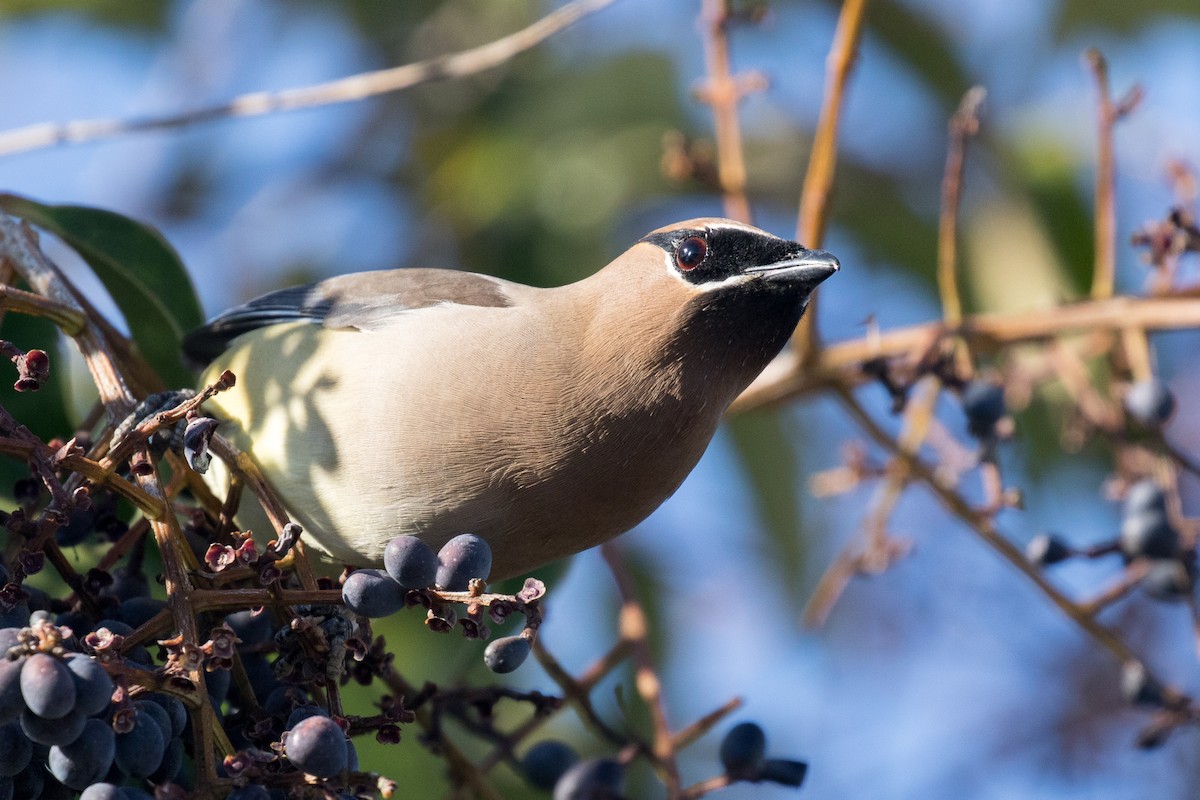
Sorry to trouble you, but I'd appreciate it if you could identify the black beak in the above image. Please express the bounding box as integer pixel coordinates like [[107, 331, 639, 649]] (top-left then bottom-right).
[[743, 249, 840, 287]]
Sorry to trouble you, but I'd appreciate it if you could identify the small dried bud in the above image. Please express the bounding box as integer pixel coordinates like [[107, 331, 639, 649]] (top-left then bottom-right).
[[517, 577, 547, 603], [488, 600, 514, 625], [71, 485, 92, 510], [85, 627, 125, 653], [15, 549, 43, 576], [377, 724, 402, 744], [425, 608, 454, 634], [183, 415, 219, 474], [205, 543, 237, 572], [129, 451, 155, 476], [13, 348, 49, 392]]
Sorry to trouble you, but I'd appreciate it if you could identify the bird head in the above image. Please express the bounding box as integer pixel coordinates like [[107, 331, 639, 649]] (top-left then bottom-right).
[[574, 218, 839, 408], [637, 217, 839, 299]]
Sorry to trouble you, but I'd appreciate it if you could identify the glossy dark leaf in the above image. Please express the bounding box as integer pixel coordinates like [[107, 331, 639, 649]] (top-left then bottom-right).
[[0, 193, 202, 387]]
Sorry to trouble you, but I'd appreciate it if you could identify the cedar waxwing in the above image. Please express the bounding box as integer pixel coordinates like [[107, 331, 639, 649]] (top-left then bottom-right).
[[184, 218, 839, 579]]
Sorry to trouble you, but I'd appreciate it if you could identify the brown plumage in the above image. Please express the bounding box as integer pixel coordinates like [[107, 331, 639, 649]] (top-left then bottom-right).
[[185, 218, 838, 579]]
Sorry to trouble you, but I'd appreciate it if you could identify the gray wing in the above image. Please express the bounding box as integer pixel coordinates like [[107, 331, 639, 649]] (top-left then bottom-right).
[[182, 268, 518, 365]]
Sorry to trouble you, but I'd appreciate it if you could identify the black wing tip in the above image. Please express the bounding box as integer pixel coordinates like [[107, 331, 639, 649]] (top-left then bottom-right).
[[181, 324, 232, 368]]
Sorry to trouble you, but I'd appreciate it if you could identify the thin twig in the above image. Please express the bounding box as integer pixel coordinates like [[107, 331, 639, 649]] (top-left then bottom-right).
[[696, 0, 762, 223], [833, 386, 1153, 675], [733, 294, 1200, 412], [792, 0, 870, 360], [802, 378, 936, 626], [601, 543, 682, 797], [0, 0, 619, 158], [938, 87, 986, 331], [0, 283, 85, 333], [1084, 49, 1143, 300]]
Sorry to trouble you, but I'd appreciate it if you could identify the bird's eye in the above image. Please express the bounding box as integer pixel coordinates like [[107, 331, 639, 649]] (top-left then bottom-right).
[[675, 237, 707, 271]]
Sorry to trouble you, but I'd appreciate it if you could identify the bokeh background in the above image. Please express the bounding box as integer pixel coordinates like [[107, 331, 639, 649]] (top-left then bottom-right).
[[2, 0, 1200, 797]]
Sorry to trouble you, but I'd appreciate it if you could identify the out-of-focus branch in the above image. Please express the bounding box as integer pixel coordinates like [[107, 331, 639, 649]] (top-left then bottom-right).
[[0, 0, 618, 158], [732, 294, 1200, 413], [793, 0, 869, 360], [937, 87, 986, 332], [601, 542, 683, 796], [833, 386, 1147, 661], [1084, 49, 1143, 300], [695, 0, 767, 223]]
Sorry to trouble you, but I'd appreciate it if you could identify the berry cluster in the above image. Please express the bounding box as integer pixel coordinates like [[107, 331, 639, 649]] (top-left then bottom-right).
[[342, 534, 542, 675], [718, 722, 808, 788], [0, 618, 187, 799], [1026, 477, 1192, 603]]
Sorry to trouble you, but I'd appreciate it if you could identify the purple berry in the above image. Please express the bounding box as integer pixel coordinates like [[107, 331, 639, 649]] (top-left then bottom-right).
[[760, 758, 808, 787], [48, 718, 115, 789], [1124, 379, 1175, 427], [383, 535, 439, 590], [1025, 533, 1071, 567], [522, 740, 578, 789], [719, 722, 766, 779], [286, 715, 347, 777], [341, 568, 406, 618], [436, 534, 492, 591], [961, 380, 1006, 437], [483, 635, 531, 674], [20, 653, 75, 720], [552, 757, 622, 800]]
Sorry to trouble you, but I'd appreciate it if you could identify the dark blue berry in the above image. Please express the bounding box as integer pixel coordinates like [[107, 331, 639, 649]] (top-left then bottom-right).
[[0, 658, 25, 725], [522, 740, 578, 789], [65, 654, 114, 718], [134, 699, 173, 742], [436, 534, 492, 591], [143, 693, 187, 737], [1124, 379, 1175, 427], [79, 784, 128, 800], [286, 715, 347, 777], [384, 535, 439, 590], [719, 722, 766, 779], [552, 757, 623, 800], [483, 635, 531, 674], [961, 380, 1006, 437], [286, 704, 329, 729], [225, 609, 274, 646], [20, 653, 75, 719], [20, 705, 87, 746], [760, 758, 808, 787], [341, 568, 407, 618], [114, 709, 166, 777], [1025, 533, 1071, 567], [48, 718, 116, 789], [0, 721, 32, 777]]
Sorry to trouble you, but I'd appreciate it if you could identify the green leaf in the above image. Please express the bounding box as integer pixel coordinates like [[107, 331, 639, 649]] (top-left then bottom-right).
[[0, 194, 203, 387], [726, 409, 810, 601], [1055, 0, 1200, 37]]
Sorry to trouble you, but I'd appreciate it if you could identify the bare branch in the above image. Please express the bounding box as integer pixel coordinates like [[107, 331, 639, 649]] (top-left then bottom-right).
[[0, 0, 619, 158]]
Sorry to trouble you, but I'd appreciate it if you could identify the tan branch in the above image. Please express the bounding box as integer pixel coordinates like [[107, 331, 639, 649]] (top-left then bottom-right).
[[733, 294, 1200, 413], [0, 0, 618, 158], [792, 0, 869, 362]]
